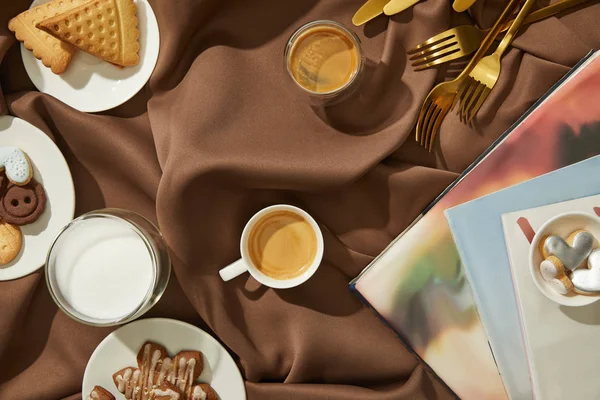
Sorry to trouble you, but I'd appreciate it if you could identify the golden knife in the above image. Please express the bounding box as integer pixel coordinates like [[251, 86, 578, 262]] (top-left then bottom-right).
[[452, 0, 477, 12], [383, 0, 422, 16], [352, 0, 391, 26]]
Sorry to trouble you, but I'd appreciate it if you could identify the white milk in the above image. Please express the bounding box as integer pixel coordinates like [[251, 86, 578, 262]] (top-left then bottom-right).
[[53, 217, 154, 321]]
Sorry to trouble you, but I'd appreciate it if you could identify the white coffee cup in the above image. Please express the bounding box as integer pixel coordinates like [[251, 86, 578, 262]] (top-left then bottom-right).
[[219, 204, 324, 289]]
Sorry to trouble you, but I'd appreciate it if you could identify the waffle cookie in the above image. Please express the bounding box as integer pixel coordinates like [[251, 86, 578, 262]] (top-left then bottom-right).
[[37, 0, 140, 67], [8, 0, 89, 74]]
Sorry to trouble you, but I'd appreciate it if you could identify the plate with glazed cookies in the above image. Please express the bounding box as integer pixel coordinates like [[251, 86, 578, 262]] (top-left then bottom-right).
[[83, 318, 246, 400], [0, 116, 75, 281], [11, 0, 160, 113]]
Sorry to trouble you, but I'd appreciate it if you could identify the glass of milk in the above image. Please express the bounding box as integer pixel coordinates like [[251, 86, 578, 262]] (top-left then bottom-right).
[[45, 209, 171, 326]]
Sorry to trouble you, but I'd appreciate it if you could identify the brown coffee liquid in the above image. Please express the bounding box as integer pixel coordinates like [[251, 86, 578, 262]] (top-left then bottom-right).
[[248, 211, 317, 280], [288, 26, 359, 94]]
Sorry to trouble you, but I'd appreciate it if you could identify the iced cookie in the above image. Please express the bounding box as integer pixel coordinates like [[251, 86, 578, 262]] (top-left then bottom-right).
[[190, 384, 219, 400], [88, 386, 115, 400], [0, 148, 32, 186], [0, 179, 47, 226], [153, 382, 184, 400], [572, 249, 600, 294], [0, 220, 22, 265], [541, 230, 594, 271], [539, 256, 574, 295], [540, 256, 567, 282], [136, 342, 204, 394]]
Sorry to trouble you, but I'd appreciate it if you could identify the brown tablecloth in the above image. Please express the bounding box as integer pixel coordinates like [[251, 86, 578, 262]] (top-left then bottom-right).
[[1, 0, 599, 398]]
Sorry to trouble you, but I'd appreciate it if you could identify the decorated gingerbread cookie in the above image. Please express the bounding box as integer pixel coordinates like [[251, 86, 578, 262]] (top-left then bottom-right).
[[87, 386, 115, 400], [0, 147, 32, 186], [0, 178, 47, 226]]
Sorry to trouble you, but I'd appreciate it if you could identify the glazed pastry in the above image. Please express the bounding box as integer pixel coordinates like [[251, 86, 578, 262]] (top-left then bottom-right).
[[88, 386, 115, 400], [571, 249, 600, 294], [136, 342, 204, 395], [113, 366, 185, 399], [115, 342, 207, 400], [541, 230, 594, 270]]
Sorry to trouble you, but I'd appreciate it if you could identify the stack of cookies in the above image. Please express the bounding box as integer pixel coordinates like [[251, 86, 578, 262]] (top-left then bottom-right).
[[88, 341, 219, 400], [9, 0, 140, 74], [0, 147, 47, 266]]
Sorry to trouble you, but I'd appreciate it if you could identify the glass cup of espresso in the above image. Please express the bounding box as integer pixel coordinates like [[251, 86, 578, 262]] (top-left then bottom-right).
[[284, 20, 365, 105], [45, 209, 171, 327], [219, 205, 324, 289]]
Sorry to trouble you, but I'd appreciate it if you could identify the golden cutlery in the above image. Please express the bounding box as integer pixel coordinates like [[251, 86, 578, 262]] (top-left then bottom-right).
[[456, 0, 537, 123], [352, 0, 390, 26], [453, 0, 477, 12], [415, 0, 520, 152], [408, 0, 591, 70], [383, 0, 422, 16]]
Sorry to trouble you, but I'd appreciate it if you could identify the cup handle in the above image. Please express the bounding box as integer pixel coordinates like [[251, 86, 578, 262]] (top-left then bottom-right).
[[219, 259, 249, 281]]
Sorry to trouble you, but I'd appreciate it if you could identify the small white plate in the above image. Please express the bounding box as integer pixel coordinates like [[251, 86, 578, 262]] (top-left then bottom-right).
[[0, 116, 75, 281], [83, 318, 247, 400], [22, 0, 160, 113]]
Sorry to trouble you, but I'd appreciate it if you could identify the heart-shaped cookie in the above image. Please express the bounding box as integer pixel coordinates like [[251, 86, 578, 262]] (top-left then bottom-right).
[[0, 147, 32, 186], [539, 256, 574, 295], [542, 230, 594, 270], [572, 249, 600, 294]]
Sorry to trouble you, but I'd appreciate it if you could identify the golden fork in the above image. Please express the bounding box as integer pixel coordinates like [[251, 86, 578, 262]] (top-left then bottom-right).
[[408, 0, 591, 71], [456, 0, 537, 124], [415, 0, 520, 152]]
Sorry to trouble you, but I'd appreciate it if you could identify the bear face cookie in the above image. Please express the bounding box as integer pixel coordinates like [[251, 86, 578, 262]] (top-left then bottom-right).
[[0, 178, 47, 226]]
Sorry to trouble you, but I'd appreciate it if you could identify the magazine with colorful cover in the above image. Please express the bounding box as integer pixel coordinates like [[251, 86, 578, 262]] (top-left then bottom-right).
[[351, 50, 600, 400], [445, 155, 600, 400], [502, 195, 600, 400]]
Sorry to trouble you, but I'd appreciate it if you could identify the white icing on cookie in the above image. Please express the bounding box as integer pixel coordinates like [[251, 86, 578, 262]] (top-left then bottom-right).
[[0, 147, 31, 185], [192, 386, 207, 400], [540, 257, 564, 281], [154, 388, 180, 399], [544, 232, 594, 270], [549, 278, 571, 295], [572, 249, 600, 293]]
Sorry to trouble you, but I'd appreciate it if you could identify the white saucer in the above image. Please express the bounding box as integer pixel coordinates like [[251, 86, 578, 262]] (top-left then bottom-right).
[[83, 318, 247, 400], [22, 0, 160, 113], [0, 116, 75, 281]]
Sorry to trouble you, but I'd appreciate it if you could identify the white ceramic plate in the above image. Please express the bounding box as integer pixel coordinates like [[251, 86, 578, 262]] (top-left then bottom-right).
[[22, 0, 160, 113], [83, 318, 247, 400], [0, 116, 75, 281]]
